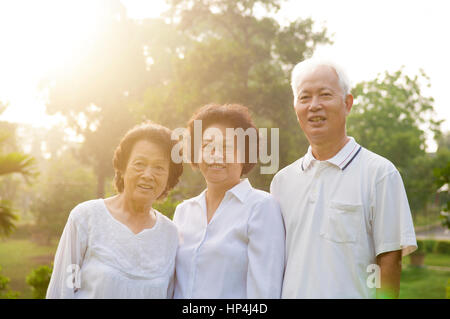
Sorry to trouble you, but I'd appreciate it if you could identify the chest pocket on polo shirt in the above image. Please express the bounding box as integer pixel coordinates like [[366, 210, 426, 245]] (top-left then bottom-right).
[[320, 200, 363, 243]]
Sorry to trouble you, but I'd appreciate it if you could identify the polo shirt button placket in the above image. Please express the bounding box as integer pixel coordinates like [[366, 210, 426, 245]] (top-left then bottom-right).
[[309, 163, 322, 203]]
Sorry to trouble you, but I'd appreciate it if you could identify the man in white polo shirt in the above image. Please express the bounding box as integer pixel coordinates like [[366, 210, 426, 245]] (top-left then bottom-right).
[[270, 58, 417, 299]]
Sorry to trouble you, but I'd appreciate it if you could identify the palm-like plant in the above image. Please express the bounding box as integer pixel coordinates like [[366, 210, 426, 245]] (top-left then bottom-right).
[[0, 200, 18, 238], [0, 152, 36, 181], [0, 153, 36, 238], [0, 106, 37, 238]]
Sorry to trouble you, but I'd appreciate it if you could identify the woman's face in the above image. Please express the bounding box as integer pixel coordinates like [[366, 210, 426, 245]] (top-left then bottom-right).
[[198, 123, 243, 189], [122, 139, 170, 204]]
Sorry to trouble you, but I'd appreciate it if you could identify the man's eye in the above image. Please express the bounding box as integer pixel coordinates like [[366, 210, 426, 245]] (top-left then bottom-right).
[[321, 93, 331, 96], [299, 96, 310, 101]]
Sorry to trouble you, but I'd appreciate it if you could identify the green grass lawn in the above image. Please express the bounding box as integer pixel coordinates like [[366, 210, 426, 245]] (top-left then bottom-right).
[[0, 239, 57, 299], [400, 267, 450, 299], [399, 253, 450, 299], [0, 239, 449, 299]]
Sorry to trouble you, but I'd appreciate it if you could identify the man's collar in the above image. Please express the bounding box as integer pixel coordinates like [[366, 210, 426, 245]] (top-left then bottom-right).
[[301, 137, 362, 171], [193, 178, 253, 205]]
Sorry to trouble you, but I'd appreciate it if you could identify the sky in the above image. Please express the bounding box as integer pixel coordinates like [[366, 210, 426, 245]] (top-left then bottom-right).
[[0, 0, 449, 151]]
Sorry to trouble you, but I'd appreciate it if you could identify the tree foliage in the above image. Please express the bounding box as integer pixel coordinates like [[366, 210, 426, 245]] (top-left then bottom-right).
[[31, 150, 96, 243], [348, 69, 444, 212], [0, 105, 37, 238], [0, 266, 19, 299], [26, 265, 52, 299], [42, 0, 151, 197], [138, 0, 331, 192], [433, 146, 450, 229]]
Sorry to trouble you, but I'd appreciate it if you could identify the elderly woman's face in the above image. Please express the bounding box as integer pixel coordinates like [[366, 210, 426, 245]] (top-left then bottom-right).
[[122, 139, 170, 204], [198, 123, 243, 188]]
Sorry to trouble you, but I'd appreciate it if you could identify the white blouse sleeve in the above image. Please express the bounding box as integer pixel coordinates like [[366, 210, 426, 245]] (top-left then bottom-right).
[[246, 196, 286, 298], [46, 206, 88, 299]]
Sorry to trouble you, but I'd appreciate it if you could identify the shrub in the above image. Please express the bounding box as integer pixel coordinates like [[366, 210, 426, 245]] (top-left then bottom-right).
[[414, 240, 426, 254], [434, 240, 450, 254], [26, 265, 52, 299], [415, 239, 450, 254], [0, 266, 20, 299], [422, 239, 437, 253], [153, 193, 181, 220]]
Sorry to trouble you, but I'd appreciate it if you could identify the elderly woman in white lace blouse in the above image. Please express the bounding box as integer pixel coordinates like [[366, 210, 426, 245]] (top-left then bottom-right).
[[46, 121, 183, 299]]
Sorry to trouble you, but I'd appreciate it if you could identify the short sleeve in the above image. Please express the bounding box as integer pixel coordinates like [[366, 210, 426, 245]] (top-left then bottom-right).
[[371, 170, 417, 257], [46, 206, 88, 299], [247, 196, 286, 298]]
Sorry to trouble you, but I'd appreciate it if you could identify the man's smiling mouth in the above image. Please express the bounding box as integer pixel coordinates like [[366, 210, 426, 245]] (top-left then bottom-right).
[[309, 116, 326, 123]]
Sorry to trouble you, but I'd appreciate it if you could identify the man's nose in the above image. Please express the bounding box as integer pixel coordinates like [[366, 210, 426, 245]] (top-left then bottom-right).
[[309, 96, 322, 111]]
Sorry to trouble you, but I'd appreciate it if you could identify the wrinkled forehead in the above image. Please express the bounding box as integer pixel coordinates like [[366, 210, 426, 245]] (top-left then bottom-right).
[[129, 139, 169, 160]]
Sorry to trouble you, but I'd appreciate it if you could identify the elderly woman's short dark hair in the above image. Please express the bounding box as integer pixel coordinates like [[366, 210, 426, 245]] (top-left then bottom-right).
[[187, 103, 259, 176], [112, 121, 183, 199]]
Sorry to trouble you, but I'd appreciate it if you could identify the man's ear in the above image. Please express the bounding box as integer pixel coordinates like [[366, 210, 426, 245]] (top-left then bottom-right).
[[344, 94, 354, 115]]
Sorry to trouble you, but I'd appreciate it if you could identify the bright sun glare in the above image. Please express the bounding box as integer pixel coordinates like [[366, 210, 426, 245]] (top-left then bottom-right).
[[0, 1, 103, 126], [0, 0, 166, 128]]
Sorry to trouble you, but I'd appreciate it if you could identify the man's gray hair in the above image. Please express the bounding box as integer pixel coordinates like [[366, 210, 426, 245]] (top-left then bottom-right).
[[291, 58, 351, 104]]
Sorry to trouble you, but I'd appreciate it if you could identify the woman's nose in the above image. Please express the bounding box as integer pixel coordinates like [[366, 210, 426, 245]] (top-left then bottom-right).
[[211, 150, 224, 163], [141, 166, 155, 180]]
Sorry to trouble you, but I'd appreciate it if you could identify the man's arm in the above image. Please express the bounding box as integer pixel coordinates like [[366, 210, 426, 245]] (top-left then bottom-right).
[[376, 250, 402, 299]]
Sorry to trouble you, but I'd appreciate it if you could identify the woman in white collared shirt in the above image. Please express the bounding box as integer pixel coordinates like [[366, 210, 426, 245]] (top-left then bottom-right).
[[173, 104, 285, 299]]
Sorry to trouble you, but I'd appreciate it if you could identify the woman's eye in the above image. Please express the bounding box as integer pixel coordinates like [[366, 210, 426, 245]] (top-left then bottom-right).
[[134, 162, 145, 169]]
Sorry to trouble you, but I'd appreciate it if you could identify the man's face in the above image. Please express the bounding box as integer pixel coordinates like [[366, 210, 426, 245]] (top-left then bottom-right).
[[294, 65, 353, 145]]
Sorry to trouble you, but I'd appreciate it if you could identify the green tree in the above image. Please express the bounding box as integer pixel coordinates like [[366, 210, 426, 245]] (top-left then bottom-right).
[[437, 131, 450, 151], [0, 103, 36, 299], [139, 0, 331, 193], [348, 68, 443, 213], [42, 1, 152, 197], [31, 150, 96, 244], [0, 103, 37, 237], [433, 136, 450, 229]]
